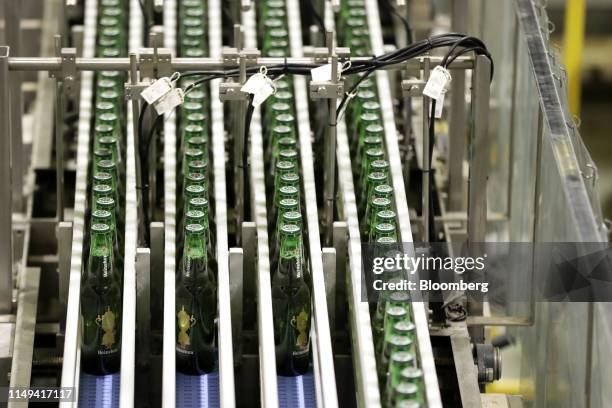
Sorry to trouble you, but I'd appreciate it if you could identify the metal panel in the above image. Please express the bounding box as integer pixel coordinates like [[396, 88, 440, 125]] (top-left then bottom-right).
[[241, 6, 279, 407], [363, 1, 443, 406], [286, 0, 338, 406], [59, 0, 97, 405]]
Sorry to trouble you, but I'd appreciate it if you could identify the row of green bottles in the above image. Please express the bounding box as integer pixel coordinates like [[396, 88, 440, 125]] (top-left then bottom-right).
[[81, 0, 128, 376], [175, 0, 217, 375], [338, 1, 424, 406], [258, 0, 312, 377]]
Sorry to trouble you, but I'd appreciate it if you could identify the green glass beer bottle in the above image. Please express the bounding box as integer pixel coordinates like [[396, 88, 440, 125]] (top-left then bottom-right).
[[393, 382, 421, 405], [80, 223, 122, 374], [176, 224, 216, 374], [272, 224, 311, 375], [385, 351, 417, 405]]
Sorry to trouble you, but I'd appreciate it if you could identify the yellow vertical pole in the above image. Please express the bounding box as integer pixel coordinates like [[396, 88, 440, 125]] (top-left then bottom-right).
[[563, 0, 586, 117]]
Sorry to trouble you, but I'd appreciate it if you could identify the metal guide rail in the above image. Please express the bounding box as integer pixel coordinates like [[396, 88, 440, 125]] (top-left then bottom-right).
[[60, 0, 99, 405], [362, 0, 443, 406], [120, 0, 143, 405], [162, 0, 177, 405], [241, 7, 279, 407]]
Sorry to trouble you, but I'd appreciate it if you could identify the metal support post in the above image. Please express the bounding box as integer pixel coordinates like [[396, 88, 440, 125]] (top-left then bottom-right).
[[129, 52, 146, 245], [466, 55, 491, 343], [325, 32, 338, 246], [54, 79, 65, 222], [448, 0, 468, 211], [0, 46, 14, 314], [4, 0, 24, 212]]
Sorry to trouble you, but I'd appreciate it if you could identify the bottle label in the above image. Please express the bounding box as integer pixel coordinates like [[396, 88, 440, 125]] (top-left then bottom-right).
[[177, 306, 196, 349], [95, 306, 118, 350], [290, 308, 310, 353]]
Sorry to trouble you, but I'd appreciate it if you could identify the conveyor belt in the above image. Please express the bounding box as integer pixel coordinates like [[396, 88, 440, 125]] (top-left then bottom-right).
[[79, 374, 120, 408], [277, 374, 316, 408], [176, 373, 220, 408]]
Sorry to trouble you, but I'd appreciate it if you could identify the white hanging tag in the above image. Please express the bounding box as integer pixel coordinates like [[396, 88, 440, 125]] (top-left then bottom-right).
[[153, 87, 185, 115], [434, 90, 446, 118], [141, 77, 173, 104], [423, 66, 452, 100], [241, 68, 276, 107], [310, 62, 343, 82]]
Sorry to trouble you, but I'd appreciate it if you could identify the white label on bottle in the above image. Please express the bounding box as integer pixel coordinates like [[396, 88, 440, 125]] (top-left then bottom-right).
[[423, 66, 451, 100], [241, 73, 275, 107], [310, 62, 343, 83], [153, 87, 184, 115], [141, 77, 173, 104]]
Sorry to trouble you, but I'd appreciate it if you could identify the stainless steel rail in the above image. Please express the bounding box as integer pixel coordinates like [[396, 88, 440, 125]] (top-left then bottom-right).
[[161, 2, 177, 407], [120, 1, 143, 406], [363, 0, 443, 406], [241, 6, 280, 408], [7, 56, 474, 72], [209, 0, 237, 404], [59, 0, 97, 406], [324, 3, 382, 407], [286, 0, 338, 406]]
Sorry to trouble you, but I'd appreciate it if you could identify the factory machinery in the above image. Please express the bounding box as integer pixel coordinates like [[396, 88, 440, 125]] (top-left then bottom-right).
[[0, 0, 609, 407]]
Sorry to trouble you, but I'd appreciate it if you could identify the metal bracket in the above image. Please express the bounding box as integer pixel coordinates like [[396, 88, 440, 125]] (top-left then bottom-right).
[[309, 81, 344, 99], [53, 48, 77, 95], [222, 47, 240, 67], [139, 48, 156, 80], [401, 78, 425, 97], [136, 248, 151, 368], [156, 48, 173, 78], [219, 82, 246, 101]]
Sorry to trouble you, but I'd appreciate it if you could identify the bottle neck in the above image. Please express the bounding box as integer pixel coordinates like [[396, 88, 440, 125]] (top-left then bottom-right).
[[279, 235, 303, 279], [182, 231, 206, 280], [89, 231, 113, 280]]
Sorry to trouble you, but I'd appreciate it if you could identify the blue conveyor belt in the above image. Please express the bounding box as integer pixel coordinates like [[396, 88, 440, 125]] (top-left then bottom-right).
[[79, 373, 120, 408], [278, 373, 316, 408], [176, 372, 220, 408]]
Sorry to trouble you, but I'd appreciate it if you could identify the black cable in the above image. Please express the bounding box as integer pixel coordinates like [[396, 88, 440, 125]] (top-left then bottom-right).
[[384, 0, 414, 45], [242, 95, 255, 220]]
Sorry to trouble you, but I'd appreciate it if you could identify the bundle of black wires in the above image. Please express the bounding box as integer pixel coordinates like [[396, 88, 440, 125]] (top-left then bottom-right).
[[137, 33, 494, 243]]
